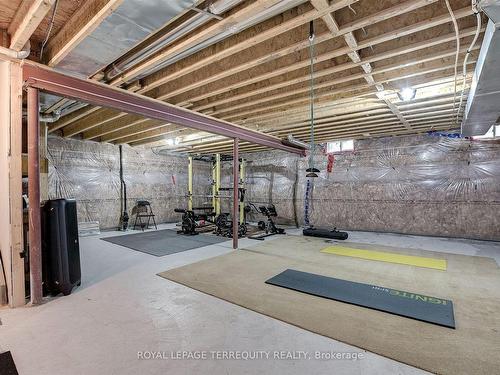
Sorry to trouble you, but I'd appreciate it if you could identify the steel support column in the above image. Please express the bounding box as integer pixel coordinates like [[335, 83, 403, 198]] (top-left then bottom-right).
[[27, 87, 42, 305], [232, 139, 239, 249]]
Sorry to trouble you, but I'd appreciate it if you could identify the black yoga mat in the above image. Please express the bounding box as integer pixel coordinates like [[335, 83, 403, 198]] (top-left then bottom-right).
[[266, 269, 455, 328]]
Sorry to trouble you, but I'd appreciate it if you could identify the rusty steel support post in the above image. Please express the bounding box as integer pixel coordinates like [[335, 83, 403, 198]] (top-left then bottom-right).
[[27, 87, 42, 305], [232, 138, 239, 249]]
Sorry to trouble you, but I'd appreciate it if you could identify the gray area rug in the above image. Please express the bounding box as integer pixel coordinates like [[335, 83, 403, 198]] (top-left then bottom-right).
[[102, 229, 228, 256]]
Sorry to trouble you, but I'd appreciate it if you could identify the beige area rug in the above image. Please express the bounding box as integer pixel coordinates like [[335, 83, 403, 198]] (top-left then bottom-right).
[[158, 235, 500, 374]]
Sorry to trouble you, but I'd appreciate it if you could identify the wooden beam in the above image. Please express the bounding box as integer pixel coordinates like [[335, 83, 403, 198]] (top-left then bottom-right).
[[189, 121, 457, 154], [405, 107, 464, 118], [153, 111, 398, 150], [310, 0, 411, 130], [23, 61, 305, 155], [107, 51, 453, 144], [52, 5, 474, 134], [119, 126, 184, 145], [114, 0, 359, 86], [244, 80, 469, 128], [249, 87, 467, 127], [62, 108, 124, 137], [262, 107, 392, 129], [138, 74, 468, 149], [141, 4, 472, 106], [8, 0, 55, 51], [185, 118, 403, 151], [0, 60, 25, 307], [124, 99, 382, 143], [155, 0, 451, 105], [191, 121, 457, 153], [182, 102, 465, 149], [238, 97, 380, 123], [105, 122, 178, 143], [220, 60, 474, 121], [124, 88, 374, 144], [49, 0, 332, 137], [44, 0, 124, 66], [137, 7, 336, 95], [48, 106, 101, 132], [382, 96, 411, 129], [277, 114, 462, 137], [111, 0, 289, 84], [83, 114, 148, 140], [193, 29, 479, 113], [144, 31, 335, 99]]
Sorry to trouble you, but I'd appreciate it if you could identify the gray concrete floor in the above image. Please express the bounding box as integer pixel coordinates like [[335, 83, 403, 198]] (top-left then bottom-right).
[[1, 224, 499, 375]]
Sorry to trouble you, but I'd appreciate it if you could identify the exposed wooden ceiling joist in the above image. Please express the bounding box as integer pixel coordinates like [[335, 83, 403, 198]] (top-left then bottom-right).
[[44, 0, 124, 66], [8, 0, 55, 51], [34, 0, 483, 152], [49, 1, 475, 136], [47, 0, 360, 132], [112, 71, 471, 148], [155, 92, 468, 151], [186, 122, 458, 154]]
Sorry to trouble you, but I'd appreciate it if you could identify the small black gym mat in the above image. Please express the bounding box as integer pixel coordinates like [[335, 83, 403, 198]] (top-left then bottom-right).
[[265, 269, 455, 328], [0, 351, 19, 375], [102, 229, 229, 257]]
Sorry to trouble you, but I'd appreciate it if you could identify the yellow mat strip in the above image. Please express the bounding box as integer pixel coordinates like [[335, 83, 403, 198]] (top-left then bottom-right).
[[321, 246, 447, 270]]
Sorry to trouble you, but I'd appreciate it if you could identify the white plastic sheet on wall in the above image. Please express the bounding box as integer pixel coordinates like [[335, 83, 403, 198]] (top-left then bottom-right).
[[245, 135, 500, 240], [47, 134, 500, 239], [47, 136, 212, 229]]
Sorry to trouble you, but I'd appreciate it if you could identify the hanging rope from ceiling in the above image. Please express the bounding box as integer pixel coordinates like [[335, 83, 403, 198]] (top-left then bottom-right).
[[306, 20, 319, 178]]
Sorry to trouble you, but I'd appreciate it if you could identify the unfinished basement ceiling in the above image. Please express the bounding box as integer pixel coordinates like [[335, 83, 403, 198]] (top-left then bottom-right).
[[4, 0, 493, 153], [55, 0, 198, 77]]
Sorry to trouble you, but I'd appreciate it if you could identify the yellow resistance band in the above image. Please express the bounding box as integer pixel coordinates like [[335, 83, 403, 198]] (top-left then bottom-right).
[[321, 246, 447, 271]]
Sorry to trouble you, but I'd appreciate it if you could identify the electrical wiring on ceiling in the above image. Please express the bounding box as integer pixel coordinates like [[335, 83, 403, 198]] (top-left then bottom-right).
[[40, 0, 60, 62]]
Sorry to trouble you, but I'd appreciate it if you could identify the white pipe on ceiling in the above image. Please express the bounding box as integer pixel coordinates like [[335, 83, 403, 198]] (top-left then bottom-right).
[[0, 41, 31, 59]]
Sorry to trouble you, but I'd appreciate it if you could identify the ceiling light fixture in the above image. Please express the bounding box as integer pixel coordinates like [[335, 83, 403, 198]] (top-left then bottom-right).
[[165, 137, 181, 146], [398, 87, 416, 101]]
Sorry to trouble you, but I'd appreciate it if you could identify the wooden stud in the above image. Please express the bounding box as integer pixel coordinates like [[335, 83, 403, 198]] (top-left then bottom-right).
[[0, 60, 25, 307]]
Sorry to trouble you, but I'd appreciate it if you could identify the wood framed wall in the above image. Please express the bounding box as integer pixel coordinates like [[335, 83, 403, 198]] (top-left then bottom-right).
[[0, 59, 26, 307]]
